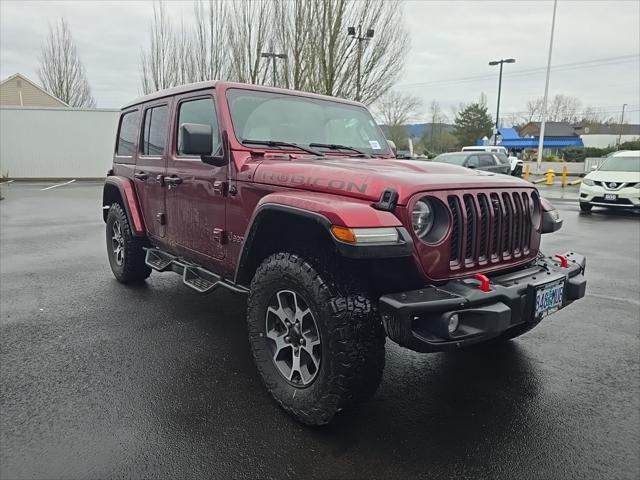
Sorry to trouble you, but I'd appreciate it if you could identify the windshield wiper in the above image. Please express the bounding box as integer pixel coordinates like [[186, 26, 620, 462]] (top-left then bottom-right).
[[241, 139, 324, 157], [309, 143, 370, 157]]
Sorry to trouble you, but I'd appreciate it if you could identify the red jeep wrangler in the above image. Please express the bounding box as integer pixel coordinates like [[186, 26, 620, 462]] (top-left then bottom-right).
[[103, 82, 586, 425]]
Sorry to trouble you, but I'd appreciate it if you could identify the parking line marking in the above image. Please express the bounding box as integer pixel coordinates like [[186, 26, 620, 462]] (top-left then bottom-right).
[[41, 179, 76, 191]]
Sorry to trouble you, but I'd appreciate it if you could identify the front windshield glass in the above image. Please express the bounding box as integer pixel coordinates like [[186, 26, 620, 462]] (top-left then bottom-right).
[[226, 89, 391, 155], [599, 155, 640, 172], [433, 153, 468, 165]]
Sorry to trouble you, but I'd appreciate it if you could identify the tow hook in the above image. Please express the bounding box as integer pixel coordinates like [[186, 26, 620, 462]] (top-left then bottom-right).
[[473, 273, 491, 292]]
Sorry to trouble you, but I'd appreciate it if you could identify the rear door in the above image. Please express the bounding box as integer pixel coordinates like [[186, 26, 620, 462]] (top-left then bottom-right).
[[165, 92, 227, 263], [478, 153, 499, 173], [134, 101, 170, 239]]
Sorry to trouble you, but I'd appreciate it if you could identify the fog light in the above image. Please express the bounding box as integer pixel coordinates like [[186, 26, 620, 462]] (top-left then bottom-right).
[[448, 313, 460, 334]]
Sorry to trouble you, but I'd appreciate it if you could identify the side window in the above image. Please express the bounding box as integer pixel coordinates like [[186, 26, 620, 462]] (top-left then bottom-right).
[[467, 155, 480, 168], [177, 97, 219, 156], [141, 105, 169, 156], [116, 110, 139, 156], [479, 154, 495, 167]]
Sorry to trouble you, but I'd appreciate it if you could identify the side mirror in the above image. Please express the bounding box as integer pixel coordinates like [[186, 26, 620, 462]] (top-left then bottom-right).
[[541, 198, 563, 234], [180, 123, 225, 167], [590, 165, 598, 171]]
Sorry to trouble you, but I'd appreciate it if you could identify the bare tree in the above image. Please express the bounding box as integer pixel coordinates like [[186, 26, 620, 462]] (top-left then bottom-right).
[[140, 2, 179, 94], [375, 90, 422, 148], [304, 0, 409, 104], [193, 0, 229, 81], [226, 0, 273, 84], [523, 94, 583, 124], [38, 18, 95, 107], [139, 0, 409, 101]]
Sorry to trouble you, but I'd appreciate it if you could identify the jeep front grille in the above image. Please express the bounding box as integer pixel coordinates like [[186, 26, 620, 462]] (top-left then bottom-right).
[[448, 190, 537, 269]]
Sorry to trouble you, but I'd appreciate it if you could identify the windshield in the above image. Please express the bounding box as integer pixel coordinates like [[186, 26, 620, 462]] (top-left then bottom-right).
[[433, 153, 468, 166], [226, 89, 391, 155], [599, 155, 640, 172]]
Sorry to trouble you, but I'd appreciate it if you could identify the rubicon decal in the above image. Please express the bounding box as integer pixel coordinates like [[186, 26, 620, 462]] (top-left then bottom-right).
[[259, 172, 368, 194]]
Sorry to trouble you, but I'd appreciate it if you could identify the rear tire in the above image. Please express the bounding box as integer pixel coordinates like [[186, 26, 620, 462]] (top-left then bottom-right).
[[579, 202, 592, 213], [246, 252, 385, 426], [106, 203, 151, 283]]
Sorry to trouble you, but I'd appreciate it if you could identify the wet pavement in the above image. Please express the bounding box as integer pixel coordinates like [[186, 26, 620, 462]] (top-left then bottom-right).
[[1, 182, 639, 480]]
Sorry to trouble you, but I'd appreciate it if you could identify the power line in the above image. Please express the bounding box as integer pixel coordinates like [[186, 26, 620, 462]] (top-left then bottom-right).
[[397, 54, 639, 89]]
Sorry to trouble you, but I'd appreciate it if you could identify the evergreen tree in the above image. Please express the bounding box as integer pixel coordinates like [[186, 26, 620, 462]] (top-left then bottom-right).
[[453, 103, 493, 147]]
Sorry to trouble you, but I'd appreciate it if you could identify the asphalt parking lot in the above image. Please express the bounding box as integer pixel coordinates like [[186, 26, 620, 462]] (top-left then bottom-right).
[[1, 181, 639, 480]]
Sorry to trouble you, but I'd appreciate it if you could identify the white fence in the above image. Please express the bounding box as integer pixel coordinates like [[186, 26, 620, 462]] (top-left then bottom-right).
[[0, 106, 119, 179]]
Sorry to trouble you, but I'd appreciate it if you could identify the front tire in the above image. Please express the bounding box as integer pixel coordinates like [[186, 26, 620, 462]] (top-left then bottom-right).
[[579, 202, 593, 213], [247, 252, 385, 426], [106, 203, 151, 283]]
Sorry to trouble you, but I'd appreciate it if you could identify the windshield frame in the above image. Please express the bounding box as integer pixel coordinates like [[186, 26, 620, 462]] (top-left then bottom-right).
[[224, 87, 393, 157]]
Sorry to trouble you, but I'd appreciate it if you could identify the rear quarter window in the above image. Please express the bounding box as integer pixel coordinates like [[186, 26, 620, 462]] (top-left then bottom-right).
[[116, 110, 140, 157]]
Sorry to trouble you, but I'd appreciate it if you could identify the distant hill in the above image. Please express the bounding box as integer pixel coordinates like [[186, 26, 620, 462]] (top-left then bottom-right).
[[380, 123, 455, 139]]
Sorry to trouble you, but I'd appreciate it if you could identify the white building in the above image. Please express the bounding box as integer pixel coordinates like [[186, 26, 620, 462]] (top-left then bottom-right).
[[576, 124, 640, 148]]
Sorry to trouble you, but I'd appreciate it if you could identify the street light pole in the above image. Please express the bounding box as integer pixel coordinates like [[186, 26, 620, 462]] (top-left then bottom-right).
[[347, 25, 374, 102], [489, 58, 516, 145], [537, 0, 558, 173], [260, 51, 288, 87], [617, 103, 627, 148]]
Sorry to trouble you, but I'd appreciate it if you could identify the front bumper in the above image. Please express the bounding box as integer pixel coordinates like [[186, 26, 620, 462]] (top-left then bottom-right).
[[579, 184, 640, 208], [379, 252, 586, 352]]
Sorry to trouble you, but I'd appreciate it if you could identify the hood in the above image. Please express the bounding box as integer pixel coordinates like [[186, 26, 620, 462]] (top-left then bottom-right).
[[252, 156, 533, 204], [585, 169, 640, 184]]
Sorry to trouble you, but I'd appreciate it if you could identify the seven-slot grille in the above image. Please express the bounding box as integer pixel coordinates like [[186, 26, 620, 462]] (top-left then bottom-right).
[[447, 191, 537, 268]]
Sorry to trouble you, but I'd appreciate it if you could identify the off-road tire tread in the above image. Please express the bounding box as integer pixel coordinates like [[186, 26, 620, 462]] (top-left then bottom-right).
[[247, 252, 385, 426], [106, 203, 151, 283]]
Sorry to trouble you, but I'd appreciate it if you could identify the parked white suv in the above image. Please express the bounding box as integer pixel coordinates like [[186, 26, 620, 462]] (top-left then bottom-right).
[[579, 150, 640, 212], [461, 146, 523, 176]]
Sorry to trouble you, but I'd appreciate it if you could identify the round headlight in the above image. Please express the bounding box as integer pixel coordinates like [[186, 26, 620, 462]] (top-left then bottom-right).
[[412, 199, 434, 238]]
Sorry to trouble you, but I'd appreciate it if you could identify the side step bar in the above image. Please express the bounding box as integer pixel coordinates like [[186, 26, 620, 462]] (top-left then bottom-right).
[[144, 248, 248, 295]]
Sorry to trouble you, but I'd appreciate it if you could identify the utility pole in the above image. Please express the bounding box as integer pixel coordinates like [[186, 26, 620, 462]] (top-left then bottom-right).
[[489, 58, 516, 145], [617, 103, 627, 148], [537, 0, 558, 173], [260, 49, 288, 87], [347, 25, 374, 102]]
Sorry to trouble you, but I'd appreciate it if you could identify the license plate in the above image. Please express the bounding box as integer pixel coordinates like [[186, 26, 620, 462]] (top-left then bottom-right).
[[604, 193, 618, 201], [533, 280, 565, 320]]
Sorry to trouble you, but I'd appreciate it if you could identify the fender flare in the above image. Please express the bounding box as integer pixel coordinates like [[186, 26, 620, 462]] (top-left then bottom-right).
[[234, 193, 413, 284], [102, 176, 146, 236]]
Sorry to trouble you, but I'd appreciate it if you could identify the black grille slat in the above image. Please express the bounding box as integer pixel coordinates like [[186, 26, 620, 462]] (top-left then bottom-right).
[[501, 193, 514, 256], [490, 193, 502, 259], [512, 193, 523, 255], [478, 194, 490, 261], [448, 196, 462, 264], [463, 195, 477, 262], [521, 193, 531, 253]]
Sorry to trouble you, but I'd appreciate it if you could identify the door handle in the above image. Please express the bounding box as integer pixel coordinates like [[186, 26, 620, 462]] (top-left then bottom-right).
[[134, 172, 148, 180], [164, 175, 183, 187]]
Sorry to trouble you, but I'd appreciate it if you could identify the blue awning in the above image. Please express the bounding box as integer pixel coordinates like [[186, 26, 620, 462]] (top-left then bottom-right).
[[499, 137, 583, 148], [498, 128, 520, 140]]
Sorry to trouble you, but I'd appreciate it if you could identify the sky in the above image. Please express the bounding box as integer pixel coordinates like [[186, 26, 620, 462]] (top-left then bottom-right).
[[1, 0, 639, 124]]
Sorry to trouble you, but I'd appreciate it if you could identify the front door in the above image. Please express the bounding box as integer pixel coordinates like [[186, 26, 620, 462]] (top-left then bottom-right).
[[134, 102, 170, 239], [165, 92, 227, 264]]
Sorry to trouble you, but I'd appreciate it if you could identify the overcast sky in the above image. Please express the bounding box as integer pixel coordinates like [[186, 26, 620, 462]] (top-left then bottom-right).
[[1, 0, 639, 123]]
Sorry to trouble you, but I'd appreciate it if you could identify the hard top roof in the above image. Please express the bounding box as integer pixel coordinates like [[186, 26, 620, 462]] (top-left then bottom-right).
[[121, 81, 364, 110]]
